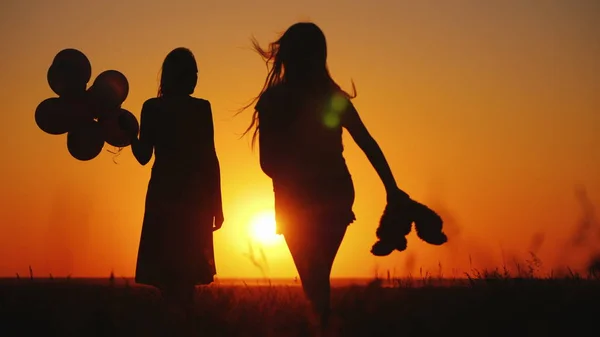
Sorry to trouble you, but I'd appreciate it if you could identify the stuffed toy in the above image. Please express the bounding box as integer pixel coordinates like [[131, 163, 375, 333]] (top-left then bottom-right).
[[371, 194, 448, 256]]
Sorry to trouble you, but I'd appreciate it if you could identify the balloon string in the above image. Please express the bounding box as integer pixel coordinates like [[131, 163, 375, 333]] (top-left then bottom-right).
[[106, 146, 124, 164]]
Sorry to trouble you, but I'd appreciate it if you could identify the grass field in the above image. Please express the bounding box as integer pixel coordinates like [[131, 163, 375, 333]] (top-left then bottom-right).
[[1, 267, 599, 337]]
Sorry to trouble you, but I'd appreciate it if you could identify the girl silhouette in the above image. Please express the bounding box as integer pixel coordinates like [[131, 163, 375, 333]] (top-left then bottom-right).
[[125, 47, 224, 314], [241, 22, 440, 330]]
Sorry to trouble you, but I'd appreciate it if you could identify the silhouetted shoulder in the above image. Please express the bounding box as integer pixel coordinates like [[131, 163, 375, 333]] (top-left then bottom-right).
[[191, 97, 212, 111], [192, 97, 209, 104], [139, 98, 163, 123], [139, 98, 163, 121], [142, 97, 161, 108]]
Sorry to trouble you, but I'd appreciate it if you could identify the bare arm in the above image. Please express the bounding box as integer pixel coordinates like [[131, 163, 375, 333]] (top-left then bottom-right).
[[258, 112, 277, 178], [343, 102, 409, 200], [130, 101, 155, 165], [207, 101, 224, 222], [256, 94, 280, 179], [213, 156, 223, 215], [212, 154, 224, 231]]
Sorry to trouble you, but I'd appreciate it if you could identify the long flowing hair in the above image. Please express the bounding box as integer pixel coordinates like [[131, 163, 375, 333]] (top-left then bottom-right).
[[239, 22, 357, 146], [158, 47, 198, 97]]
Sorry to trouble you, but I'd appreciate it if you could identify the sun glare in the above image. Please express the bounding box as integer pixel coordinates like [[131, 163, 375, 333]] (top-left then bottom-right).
[[249, 211, 282, 245]]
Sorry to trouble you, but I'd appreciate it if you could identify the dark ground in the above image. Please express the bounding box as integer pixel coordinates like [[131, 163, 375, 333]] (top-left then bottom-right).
[[1, 276, 599, 337]]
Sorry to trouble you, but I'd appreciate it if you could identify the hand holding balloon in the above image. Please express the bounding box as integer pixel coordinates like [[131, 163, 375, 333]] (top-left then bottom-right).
[[35, 49, 139, 161]]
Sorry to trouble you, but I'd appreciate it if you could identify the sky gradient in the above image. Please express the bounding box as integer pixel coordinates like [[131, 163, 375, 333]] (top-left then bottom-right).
[[1, 0, 599, 279]]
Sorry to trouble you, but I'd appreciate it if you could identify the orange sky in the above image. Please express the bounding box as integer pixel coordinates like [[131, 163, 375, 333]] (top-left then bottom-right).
[[1, 0, 599, 279]]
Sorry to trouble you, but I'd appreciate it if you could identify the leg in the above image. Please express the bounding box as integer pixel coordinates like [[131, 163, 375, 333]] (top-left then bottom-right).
[[312, 225, 347, 326], [284, 224, 347, 327]]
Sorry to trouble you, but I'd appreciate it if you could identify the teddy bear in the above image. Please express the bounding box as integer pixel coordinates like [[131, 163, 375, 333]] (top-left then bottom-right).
[[371, 195, 447, 256]]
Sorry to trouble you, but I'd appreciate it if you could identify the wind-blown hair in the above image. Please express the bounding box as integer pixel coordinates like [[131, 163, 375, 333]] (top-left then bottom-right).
[[240, 22, 356, 145]]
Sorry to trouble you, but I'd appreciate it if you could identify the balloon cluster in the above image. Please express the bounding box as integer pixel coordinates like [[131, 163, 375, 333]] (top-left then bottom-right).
[[35, 49, 139, 161]]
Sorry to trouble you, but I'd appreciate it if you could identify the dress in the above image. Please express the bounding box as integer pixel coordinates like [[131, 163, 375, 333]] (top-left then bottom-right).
[[134, 96, 220, 288], [256, 84, 356, 236]]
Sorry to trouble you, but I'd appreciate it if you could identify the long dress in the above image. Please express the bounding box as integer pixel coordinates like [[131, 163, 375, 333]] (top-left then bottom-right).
[[134, 95, 220, 288], [256, 84, 356, 237]]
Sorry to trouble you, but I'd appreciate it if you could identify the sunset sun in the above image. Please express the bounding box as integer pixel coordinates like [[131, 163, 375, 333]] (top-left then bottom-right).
[[249, 211, 282, 245]]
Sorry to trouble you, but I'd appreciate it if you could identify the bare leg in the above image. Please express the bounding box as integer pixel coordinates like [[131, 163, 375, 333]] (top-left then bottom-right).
[[285, 225, 347, 328]]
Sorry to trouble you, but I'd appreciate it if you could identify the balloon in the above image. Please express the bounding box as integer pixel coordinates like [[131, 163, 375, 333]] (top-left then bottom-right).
[[90, 102, 122, 120], [100, 109, 139, 147], [47, 49, 91, 98], [67, 121, 105, 161], [35, 98, 94, 135], [88, 70, 129, 109]]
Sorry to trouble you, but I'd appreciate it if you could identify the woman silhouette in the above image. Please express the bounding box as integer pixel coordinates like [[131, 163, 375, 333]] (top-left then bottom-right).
[[242, 22, 438, 329], [125, 48, 224, 313]]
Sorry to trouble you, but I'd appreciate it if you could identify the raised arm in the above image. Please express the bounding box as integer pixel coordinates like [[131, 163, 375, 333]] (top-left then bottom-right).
[[343, 102, 409, 200], [130, 101, 155, 165]]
